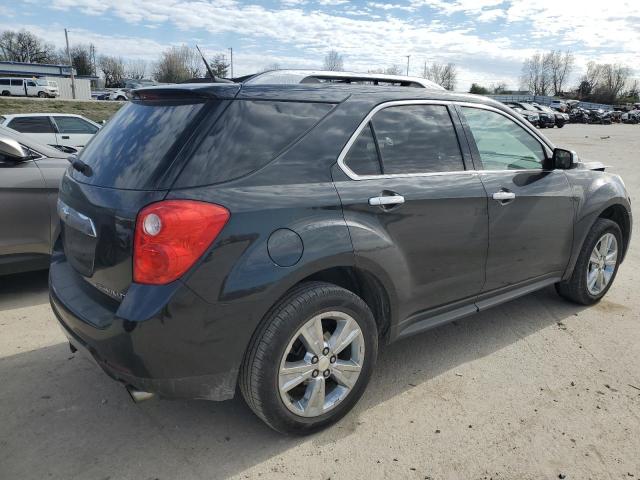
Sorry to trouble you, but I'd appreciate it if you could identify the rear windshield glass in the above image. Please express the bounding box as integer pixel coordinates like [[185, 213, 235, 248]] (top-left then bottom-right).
[[174, 100, 334, 187], [72, 99, 207, 189]]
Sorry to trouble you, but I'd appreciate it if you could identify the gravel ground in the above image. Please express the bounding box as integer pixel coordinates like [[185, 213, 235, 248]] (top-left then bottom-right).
[[0, 124, 638, 480]]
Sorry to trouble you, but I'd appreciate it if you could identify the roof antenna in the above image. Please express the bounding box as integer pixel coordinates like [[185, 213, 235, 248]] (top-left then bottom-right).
[[196, 45, 217, 80]]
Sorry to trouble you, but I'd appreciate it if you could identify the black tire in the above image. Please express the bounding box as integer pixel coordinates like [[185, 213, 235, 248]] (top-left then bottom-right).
[[37, 91, 46, 98], [557, 122, 564, 128], [240, 281, 378, 435], [556, 218, 623, 305], [1, 91, 10, 96]]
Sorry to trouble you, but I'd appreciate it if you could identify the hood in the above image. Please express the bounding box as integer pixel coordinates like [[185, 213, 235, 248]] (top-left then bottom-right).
[[577, 160, 607, 171]]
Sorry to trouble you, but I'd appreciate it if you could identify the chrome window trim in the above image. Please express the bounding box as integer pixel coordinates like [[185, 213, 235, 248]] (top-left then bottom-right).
[[336, 100, 554, 181]]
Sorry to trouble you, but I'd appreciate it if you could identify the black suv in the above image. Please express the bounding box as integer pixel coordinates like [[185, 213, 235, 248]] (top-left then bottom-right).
[[50, 83, 632, 434]]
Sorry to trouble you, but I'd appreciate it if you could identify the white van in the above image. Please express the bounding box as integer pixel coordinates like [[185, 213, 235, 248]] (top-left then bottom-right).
[[0, 78, 59, 98]]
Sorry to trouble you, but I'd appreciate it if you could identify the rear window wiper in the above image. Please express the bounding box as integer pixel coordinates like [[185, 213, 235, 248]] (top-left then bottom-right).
[[67, 154, 92, 176]]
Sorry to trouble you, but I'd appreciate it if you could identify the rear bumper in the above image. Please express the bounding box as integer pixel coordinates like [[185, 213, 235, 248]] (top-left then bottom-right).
[[48, 256, 254, 401]]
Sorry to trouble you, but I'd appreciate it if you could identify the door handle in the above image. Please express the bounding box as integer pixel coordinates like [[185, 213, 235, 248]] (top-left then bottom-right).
[[61, 135, 70, 139], [492, 191, 516, 204], [369, 195, 405, 206]]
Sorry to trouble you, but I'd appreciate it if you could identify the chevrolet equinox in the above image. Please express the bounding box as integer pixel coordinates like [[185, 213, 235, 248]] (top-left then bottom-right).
[[50, 83, 632, 434]]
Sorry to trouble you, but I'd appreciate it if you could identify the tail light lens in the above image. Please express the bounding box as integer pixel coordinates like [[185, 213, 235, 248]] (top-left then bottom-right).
[[133, 200, 230, 285]]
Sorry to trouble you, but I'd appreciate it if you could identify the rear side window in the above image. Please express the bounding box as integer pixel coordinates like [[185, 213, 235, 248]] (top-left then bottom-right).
[[11, 79, 23, 86], [343, 124, 381, 176], [73, 99, 207, 189], [175, 100, 334, 187], [0, 79, 10, 86], [370, 104, 464, 174], [8, 117, 54, 133], [55, 116, 99, 134]]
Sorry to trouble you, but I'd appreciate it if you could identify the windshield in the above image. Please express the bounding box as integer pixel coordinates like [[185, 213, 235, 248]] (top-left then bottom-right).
[[36, 79, 48, 86]]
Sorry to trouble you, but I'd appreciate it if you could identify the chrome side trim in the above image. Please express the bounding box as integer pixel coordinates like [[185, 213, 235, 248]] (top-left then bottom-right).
[[57, 198, 97, 238], [336, 99, 554, 181]]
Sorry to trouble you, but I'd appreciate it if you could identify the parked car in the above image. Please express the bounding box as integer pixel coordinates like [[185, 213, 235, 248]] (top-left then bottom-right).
[[509, 106, 540, 127], [570, 108, 590, 124], [243, 69, 446, 90], [505, 102, 555, 128], [0, 77, 59, 97], [0, 126, 69, 275], [0, 114, 100, 151], [108, 89, 130, 101], [50, 83, 632, 435], [532, 103, 568, 128], [622, 110, 640, 124], [588, 109, 612, 125]]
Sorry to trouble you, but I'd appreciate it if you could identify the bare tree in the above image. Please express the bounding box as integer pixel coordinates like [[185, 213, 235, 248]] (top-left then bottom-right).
[[68, 44, 95, 76], [548, 50, 574, 96], [422, 62, 457, 90], [577, 61, 631, 103], [323, 50, 344, 71], [209, 54, 230, 77], [99, 55, 125, 88], [0, 29, 59, 63], [600, 64, 630, 104], [125, 59, 148, 80], [154, 45, 203, 83], [520, 52, 554, 95]]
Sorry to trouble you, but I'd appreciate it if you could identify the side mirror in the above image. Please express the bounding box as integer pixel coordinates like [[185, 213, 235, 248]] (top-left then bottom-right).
[[0, 137, 29, 162], [552, 148, 577, 169]]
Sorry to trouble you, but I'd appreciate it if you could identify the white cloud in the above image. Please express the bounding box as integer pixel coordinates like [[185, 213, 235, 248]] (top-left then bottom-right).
[[9, 0, 640, 90]]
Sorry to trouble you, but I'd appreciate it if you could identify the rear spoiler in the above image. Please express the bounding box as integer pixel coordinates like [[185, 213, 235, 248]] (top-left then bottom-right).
[[131, 84, 241, 101]]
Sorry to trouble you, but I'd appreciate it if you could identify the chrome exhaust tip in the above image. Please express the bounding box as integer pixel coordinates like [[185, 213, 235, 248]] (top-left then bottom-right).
[[126, 385, 155, 403]]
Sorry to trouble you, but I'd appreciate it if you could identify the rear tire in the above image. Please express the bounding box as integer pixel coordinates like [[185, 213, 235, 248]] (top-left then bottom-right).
[[556, 218, 622, 305], [1, 91, 10, 96], [240, 281, 378, 435]]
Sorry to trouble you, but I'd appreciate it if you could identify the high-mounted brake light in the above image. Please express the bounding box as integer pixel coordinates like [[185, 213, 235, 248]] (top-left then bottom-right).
[[133, 200, 230, 285]]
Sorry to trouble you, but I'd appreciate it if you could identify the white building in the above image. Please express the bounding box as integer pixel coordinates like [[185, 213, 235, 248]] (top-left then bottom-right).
[[0, 61, 97, 100]]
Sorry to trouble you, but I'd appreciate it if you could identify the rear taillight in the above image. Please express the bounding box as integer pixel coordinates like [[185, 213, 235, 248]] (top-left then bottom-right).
[[133, 200, 230, 285]]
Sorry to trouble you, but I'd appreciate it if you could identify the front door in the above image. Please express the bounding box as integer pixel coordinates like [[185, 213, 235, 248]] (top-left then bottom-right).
[[458, 106, 574, 292], [51, 116, 99, 149], [333, 102, 488, 331]]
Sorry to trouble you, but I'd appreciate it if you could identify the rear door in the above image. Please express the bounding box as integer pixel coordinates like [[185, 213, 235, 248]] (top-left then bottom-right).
[[334, 102, 488, 334], [6, 116, 58, 147], [51, 116, 100, 149], [458, 105, 574, 293]]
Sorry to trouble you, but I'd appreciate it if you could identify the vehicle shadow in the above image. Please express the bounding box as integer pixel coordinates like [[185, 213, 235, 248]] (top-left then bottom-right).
[[0, 285, 587, 479], [0, 269, 49, 311]]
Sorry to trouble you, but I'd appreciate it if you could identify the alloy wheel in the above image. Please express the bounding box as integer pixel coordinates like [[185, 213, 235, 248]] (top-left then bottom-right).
[[587, 233, 618, 295], [278, 311, 365, 418]]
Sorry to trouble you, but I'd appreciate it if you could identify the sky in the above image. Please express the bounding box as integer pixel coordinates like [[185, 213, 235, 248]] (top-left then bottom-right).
[[2, 0, 639, 90]]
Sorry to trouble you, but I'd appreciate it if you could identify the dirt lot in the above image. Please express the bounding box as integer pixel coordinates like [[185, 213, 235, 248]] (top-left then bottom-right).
[[0, 97, 123, 122], [0, 124, 638, 480]]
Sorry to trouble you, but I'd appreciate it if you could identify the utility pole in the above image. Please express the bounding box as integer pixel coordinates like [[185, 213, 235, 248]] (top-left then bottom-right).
[[405, 55, 410, 76], [229, 47, 234, 79], [64, 28, 76, 99]]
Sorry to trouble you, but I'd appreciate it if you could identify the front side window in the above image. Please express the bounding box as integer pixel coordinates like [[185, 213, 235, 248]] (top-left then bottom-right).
[[8, 117, 54, 134], [370, 104, 464, 174], [54, 116, 99, 134], [461, 107, 546, 170]]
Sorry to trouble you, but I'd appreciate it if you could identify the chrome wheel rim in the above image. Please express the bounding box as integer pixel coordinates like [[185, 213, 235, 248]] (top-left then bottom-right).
[[587, 233, 618, 296], [278, 311, 365, 418]]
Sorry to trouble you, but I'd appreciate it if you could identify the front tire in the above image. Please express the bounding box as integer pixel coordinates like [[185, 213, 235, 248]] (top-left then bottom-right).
[[556, 218, 622, 305], [240, 282, 378, 435], [38, 91, 46, 98]]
